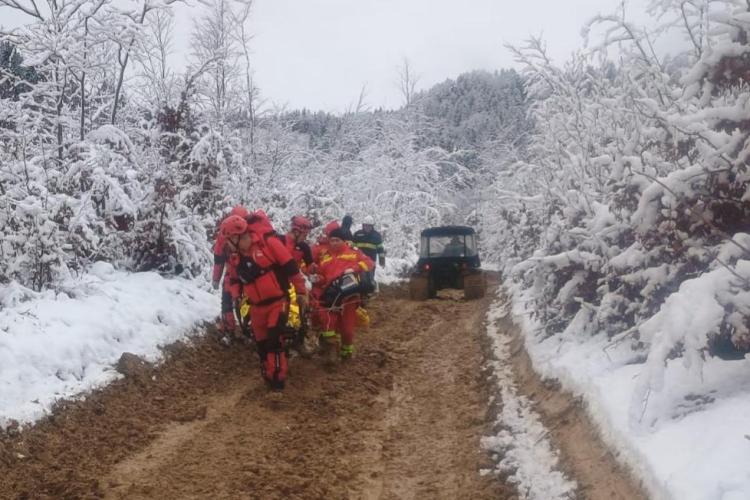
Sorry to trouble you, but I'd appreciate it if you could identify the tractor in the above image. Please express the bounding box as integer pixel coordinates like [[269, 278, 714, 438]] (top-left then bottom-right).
[[408, 226, 486, 300]]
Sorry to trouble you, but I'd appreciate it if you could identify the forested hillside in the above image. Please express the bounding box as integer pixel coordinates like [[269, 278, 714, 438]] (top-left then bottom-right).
[[0, 1, 528, 293]]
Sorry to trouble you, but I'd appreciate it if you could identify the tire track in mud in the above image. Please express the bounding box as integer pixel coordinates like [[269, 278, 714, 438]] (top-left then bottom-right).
[[0, 285, 510, 500]]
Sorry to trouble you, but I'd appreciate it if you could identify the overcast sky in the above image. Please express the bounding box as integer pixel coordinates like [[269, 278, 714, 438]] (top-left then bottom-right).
[[2, 0, 657, 113], [173, 0, 654, 112]]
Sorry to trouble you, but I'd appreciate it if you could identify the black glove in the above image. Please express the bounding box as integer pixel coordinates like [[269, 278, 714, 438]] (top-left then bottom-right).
[[237, 256, 263, 284]]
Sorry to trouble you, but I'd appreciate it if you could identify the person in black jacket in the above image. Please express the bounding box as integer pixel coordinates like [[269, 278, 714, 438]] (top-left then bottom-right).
[[352, 216, 385, 291], [340, 214, 354, 243]]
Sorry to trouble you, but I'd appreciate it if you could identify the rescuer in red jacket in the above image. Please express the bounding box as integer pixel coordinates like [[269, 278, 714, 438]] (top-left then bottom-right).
[[230, 211, 308, 390], [212, 205, 250, 338], [309, 220, 341, 331], [311, 227, 373, 362], [311, 220, 340, 263], [279, 215, 314, 271], [277, 215, 314, 350]]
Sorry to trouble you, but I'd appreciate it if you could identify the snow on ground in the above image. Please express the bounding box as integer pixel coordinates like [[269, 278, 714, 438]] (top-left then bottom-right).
[[481, 297, 577, 500], [375, 256, 413, 285], [0, 262, 219, 428], [505, 283, 750, 500]]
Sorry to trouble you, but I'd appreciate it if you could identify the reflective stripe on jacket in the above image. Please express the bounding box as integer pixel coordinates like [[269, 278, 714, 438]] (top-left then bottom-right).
[[314, 243, 374, 291], [352, 229, 385, 261]]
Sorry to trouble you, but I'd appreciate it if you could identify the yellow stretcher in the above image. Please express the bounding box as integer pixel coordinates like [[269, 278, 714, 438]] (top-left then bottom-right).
[[238, 285, 301, 330], [287, 285, 301, 329], [356, 306, 370, 328], [239, 287, 368, 332]]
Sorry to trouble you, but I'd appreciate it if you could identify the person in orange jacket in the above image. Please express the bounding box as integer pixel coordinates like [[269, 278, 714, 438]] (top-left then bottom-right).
[[212, 205, 250, 339], [309, 220, 340, 331], [311, 220, 340, 263], [311, 227, 373, 362], [221, 211, 308, 390]]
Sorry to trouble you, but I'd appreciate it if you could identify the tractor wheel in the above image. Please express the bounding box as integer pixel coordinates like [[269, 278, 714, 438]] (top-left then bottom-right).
[[409, 275, 430, 301], [463, 272, 486, 300], [428, 276, 438, 298]]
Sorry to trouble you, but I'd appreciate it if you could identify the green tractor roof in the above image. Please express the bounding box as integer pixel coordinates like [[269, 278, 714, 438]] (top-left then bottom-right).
[[420, 226, 476, 238]]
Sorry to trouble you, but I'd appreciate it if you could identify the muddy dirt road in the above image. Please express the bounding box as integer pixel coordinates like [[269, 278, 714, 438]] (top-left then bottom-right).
[[0, 285, 512, 500], [1, 281, 648, 500]]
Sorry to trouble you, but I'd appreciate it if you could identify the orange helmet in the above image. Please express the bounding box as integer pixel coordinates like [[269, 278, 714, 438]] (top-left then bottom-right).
[[229, 205, 250, 219], [220, 215, 247, 238], [291, 215, 312, 232]]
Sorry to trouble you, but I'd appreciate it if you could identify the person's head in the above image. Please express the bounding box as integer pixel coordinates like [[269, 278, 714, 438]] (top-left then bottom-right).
[[246, 209, 269, 225], [237, 232, 252, 252], [342, 214, 353, 229], [450, 235, 461, 244], [328, 228, 347, 252], [324, 220, 340, 237], [220, 215, 250, 252], [317, 221, 339, 246], [290, 215, 312, 241], [362, 215, 375, 233], [229, 205, 249, 219]]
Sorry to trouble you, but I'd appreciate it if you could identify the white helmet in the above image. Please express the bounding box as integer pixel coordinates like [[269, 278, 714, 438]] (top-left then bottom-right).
[[362, 215, 375, 226]]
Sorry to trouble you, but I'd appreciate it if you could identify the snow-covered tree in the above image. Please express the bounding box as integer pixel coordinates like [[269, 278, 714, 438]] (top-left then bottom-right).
[[490, 0, 750, 426]]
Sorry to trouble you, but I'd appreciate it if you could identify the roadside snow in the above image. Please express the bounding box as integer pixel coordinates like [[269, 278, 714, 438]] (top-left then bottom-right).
[[0, 263, 219, 428], [375, 256, 413, 285], [507, 283, 750, 500], [482, 297, 577, 500]]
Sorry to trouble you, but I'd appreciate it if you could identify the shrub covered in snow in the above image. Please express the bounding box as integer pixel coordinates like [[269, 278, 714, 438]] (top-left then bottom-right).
[[490, 0, 750, 426]]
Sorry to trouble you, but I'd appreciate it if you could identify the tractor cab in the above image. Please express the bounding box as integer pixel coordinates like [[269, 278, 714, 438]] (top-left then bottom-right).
[[410, 226, 485, 300]]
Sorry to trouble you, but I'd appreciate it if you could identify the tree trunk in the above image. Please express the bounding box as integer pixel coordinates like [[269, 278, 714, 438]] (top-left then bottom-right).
[[111, 2, 148, 125], [80, 17, 89, 140]]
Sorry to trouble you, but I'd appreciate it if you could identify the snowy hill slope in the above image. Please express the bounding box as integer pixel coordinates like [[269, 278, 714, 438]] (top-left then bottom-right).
[[0, 263, 218, 427]]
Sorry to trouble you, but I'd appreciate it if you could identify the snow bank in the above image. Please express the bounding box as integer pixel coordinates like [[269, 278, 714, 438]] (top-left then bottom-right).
[[375, 256, 414, 285], [482, 297, 577, 499], [0, 262, 219, 428], [506, 282, 750, 500]]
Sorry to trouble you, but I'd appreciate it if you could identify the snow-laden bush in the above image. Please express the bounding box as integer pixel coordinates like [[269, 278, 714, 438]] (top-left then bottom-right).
[[493, 0, 750, 423]]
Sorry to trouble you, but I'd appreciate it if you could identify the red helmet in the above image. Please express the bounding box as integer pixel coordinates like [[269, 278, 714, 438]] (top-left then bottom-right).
[[220, 215, 247, 238], [291, 215, 312, 232], [324, 220, 340, 237], [247, 209, 270, 224], [230, 205, 250, 219]]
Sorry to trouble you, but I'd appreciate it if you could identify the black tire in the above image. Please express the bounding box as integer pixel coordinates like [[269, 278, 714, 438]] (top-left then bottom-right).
[[463, 272, 485, 300], [409, 275, 430, 301], [456, 274, 465, 290], [427, 276, 438, 298]]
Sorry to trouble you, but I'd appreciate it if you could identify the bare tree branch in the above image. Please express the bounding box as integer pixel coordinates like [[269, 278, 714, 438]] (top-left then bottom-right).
[[396, 57, 420, 107]]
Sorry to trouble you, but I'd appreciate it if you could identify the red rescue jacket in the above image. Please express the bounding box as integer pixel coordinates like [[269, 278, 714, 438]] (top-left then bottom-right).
[[279, 233, 313, 272], [311, 240, 329, 266], [314, 242, 373, 292], [312, 221, 339, 265], [212, 233, 229, 283], [236, 214, 306, 306]]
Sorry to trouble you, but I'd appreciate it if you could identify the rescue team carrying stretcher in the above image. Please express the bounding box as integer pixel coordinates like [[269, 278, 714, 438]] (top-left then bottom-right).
[[211, 206, 386, 391]]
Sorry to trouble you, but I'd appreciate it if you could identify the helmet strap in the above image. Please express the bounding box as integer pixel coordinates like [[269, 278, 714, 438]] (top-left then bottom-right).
[[227, 235, 240, 250]]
